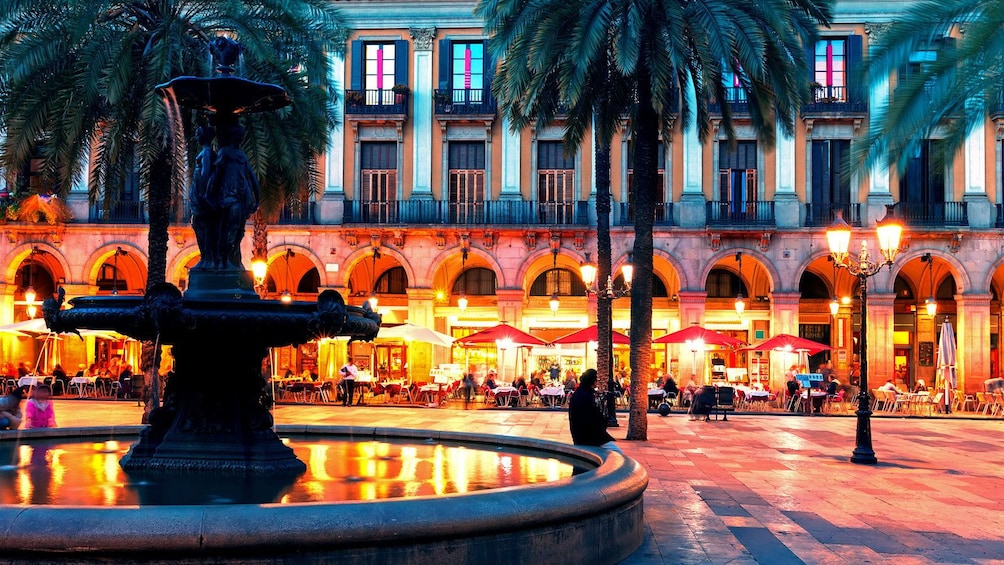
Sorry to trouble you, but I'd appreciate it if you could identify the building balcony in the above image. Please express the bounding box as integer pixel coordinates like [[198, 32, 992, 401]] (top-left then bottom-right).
[[801, 85, 868, 117], [614, 202, 674, 226], [706, 200, 774, 226], [344, 89, 409, 119], [708, 87, 749, 116], [88, 200, 146, 224], [894, 201, 968, 227], [277, 201, 315, 225], [804, 202, 862, 227], [433, 88, 496, 119], [343, 199, 589, 226]]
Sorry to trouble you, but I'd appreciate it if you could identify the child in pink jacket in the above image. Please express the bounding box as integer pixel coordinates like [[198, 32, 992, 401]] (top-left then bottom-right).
[[25, 384, 57, 429]]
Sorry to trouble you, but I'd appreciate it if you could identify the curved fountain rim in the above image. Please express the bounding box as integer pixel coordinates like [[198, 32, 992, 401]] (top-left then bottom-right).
[[0, 425, 648, 559]]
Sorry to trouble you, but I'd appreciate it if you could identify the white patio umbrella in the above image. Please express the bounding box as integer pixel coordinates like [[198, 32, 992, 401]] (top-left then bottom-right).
[[0, 318, 122, 339], [376, 323, 455, 347], [938, 320, 957, 413]]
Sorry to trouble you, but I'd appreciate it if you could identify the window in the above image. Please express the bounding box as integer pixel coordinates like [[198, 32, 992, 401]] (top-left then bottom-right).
[[814, 39, 845, 101], [537, 141, 574, 223], [900, 139, 945, 205], [529, 268, 587, 296], [810, 140, 850, 206], [364, 42, 396, 105], [448, 142, 486, 223], [719, 141, 757, 213], [350, 39, 409, 105], [706, 269, 747, 299], [375, 266, 408, 295], [438, 39, 492, 106], [450, 42, 484, 104], [898, 37, 955, 97], [721, 69, 747, 102], [360, 142, 397, 222], [627, 141, 665, 201], [453, 267, 497, 295], [297, 268, 320, 294]]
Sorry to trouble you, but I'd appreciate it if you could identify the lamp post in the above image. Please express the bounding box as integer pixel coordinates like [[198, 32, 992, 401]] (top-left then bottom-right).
[[580, 252, 633, 426], [921, 253, 937, 318], [827, 206, 903, 464]]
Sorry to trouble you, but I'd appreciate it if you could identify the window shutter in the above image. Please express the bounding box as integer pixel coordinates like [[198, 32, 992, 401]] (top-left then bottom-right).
[[846, 35, 863, 103], [483, 39, 495, 98], [394, 40, 409, 87], [438, 39, 452, 90], [350, 40, 363, 91], [807, 39, 817, 84]]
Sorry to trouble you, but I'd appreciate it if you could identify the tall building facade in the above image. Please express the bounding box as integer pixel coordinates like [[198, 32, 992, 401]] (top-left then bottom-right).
[[2, 1, 1001, 392]]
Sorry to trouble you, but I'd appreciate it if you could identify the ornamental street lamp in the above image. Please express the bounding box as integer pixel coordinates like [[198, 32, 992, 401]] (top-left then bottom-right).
[[921, 253, 937, 318], [580, 252, 633, 426], [827, 206, 903, 465]]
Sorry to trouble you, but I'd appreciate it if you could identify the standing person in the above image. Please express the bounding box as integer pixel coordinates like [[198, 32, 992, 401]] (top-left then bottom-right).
[[567, 369, 618, 451], [0, 388, 23, 430], [462, 372, 476, 409], [25, 384, 57, 429], [339, 359, 358, 406]]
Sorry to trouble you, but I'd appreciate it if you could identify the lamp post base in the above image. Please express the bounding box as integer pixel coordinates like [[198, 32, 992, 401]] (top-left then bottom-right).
[[850, 404, 877, 465]]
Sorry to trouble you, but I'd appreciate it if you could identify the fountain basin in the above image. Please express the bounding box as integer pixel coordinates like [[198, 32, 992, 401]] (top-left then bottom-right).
[[0, 426, 648, 564]]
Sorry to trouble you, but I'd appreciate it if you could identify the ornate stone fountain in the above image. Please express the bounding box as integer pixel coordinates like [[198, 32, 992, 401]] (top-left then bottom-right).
[[43, 38, 380, 475]]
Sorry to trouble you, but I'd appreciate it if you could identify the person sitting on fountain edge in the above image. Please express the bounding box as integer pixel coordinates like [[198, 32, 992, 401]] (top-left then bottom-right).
[[568, 369, 618, 451], [0, 388, 24, 430]]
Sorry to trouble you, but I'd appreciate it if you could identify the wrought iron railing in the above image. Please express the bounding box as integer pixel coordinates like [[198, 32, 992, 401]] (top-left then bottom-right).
[[88, 200, 146, 224], [804, 203, 862, 227], [433, 88, 497, 116], [343, 199, 589, 226], [277, 201, 315, 224], [614, 202, 674, 226], [802, 85, 868, 114], [894, 201, 968, 227], [344, 89, 409, 116], [706, 200, 775, 226], [708, 87, 749, 115]]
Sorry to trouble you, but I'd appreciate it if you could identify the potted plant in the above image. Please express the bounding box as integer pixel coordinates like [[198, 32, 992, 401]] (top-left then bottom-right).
[[345, 91, 365, 107], [434, 89, 453, 111], [391, 84, 409, 103]]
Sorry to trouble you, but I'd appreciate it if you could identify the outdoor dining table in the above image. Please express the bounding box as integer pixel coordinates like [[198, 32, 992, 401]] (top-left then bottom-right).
[[800, 390, 828, 414], [17, 376, 40, 388], [419, 384, 445, 406], [647, 388, 667, 409], [539, 386, 566, 407], [493, 386, 519, 407], [69, 376, 97, 397]]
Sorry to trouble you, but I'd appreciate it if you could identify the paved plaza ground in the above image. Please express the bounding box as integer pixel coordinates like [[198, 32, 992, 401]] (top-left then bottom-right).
[[48, 400, 1004, 564]]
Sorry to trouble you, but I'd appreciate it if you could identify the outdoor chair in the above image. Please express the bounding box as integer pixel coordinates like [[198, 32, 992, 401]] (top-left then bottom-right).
[[976, 392, 991, 415]]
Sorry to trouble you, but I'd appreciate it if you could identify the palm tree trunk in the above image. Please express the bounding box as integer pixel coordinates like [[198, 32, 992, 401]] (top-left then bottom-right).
[[140, 148, 173, 422], [627, 68, 658, 441]]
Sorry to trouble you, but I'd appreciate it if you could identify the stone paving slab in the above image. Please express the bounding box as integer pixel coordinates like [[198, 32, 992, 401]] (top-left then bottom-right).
[[44, 400, 1004, 564]]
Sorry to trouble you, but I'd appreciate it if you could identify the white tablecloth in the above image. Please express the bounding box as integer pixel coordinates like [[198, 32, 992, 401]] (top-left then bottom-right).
[[71, 376, 96, 385], [539, 386, 565, 397], [17, 376, 40, 387]]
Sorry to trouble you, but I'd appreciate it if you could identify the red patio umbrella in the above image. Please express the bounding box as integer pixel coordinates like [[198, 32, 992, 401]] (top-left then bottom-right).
[[654, 325, 744, 347], [456, 323, 546, 346], [551, 325, 630, 345], [742, 333, 831, 355]]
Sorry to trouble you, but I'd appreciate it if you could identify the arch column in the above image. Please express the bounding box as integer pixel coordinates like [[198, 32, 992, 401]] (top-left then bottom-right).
[[865, 292, 897, 384], [768, 292, 801, 335], [496, 289, 525, 327], [957, 293, 992, 393]]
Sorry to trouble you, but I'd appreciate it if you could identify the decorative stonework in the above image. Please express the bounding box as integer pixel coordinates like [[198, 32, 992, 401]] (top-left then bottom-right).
[[574, 231, 585, 250], [950, 233, 963, 254], [523, 231, 538, 250], [410, 28, 436, 51], [393, 230, 405, 248], [435, 231, 446, 249], [758, 232, 772, 252], [709, 232, 722, 251], [483, 231, 495, 249], [345, 231, 358, 247], [864, 23, 892, 46]]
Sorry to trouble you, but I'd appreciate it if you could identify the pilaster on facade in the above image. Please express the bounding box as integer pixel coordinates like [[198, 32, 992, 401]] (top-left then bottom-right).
[[768, 292, 802, 335], [410, 27, 436, 200], [676, 290, 708, 329], [956, 293, 992, 392], [495, 288, 526, 328], [500, 116, 522, 200], [406, 287, 437, 329], [865, 292, 897, 384]]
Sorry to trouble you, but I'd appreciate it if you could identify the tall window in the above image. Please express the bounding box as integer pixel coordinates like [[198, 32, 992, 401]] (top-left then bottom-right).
[[814, 39, 846, 101], [810, 140, 851, 206], [900, 139, 945, 204], [537, 141, 575, 223], [719, 141, 757, 214], [448, 142, 486, 223], [360, 142, 397, 222], [529, 268, 587, 296], [721, 69, 747, 102], [706, 269, 746, 299], [364, 42, 396, 105], [451, 42, 484, 104], [453, 267, 497, 295], [627, 141, 666, 222], [375, 266, 408, 295]]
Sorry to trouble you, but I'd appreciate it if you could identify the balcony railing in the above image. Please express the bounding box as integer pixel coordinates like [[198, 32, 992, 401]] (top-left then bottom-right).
[[894, 201, 968, 227], [88, 200, 146, 224], [804, 203, 862, 227], [343, 199, 589, 226], [344, 89, 409, 116], [614, 202, 674, 226], [277, 201, 315, 225], [434, 88, 497, 117], [801, 85, 868, 115], [708, 87, 749, 115], [706, 200, 775, 226]]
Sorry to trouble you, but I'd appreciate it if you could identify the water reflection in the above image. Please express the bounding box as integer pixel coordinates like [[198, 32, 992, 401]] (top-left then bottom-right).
[[0, 436, 576, 506]]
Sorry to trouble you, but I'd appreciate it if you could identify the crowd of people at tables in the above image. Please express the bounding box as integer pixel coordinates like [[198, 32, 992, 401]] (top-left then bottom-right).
[[2, 355, 138, 399]]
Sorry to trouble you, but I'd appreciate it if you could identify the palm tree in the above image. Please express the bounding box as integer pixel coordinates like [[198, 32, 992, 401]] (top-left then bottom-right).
[[858, 0, 1003, 171], [0, 0, 345, 416], [482, 0, 832, 439]]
